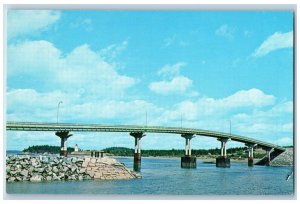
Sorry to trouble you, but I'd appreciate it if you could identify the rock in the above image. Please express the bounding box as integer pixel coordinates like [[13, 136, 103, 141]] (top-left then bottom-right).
[[52, 166, 59, 173], [52, 175, 60, 181], [16, 177, 22, 181], [79, 168, 86, 174], [30, 174, 43, 182], [76, 158, 84, 163], [37, 168, 45, 173], [82, 162, 88, 168], [8, 177, 16, 182], [71, 167, 77, 172], [20, 169, 28, 177], [46, 176, 52, 181]]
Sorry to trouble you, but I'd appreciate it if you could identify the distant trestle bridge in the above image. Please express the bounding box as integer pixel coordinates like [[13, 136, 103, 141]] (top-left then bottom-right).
[[6, 121, 285, 170]]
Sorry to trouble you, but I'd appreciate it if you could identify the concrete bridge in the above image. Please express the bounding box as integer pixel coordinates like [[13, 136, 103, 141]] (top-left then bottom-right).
[[6, 121, 285, 171]]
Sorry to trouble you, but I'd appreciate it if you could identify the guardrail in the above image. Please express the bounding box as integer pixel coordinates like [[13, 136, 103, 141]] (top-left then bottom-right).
[[6, 121, 285, 151]]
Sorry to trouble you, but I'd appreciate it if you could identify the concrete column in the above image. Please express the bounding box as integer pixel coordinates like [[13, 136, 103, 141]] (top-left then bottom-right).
[[185, 137, 189, 155], [55, 131, 72, 157], [216, 138, 230, 168], [130, 132, 145, 172], [266, 149, 272, 166], [246, 144, 256, 167], [181, 134, 196, 168]]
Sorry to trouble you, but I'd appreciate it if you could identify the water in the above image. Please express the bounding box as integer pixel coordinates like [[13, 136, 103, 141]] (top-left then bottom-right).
[[6, 157, 294, 196]]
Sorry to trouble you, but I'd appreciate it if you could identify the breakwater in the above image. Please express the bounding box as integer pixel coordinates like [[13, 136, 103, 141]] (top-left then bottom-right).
[[6, 155, 140, 182]]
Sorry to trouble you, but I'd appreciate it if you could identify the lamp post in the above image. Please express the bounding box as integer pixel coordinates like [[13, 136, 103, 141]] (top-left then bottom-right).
[[57, 101, 63, 124]]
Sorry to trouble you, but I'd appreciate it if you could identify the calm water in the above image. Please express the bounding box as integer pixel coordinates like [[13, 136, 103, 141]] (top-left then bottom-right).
[[6, 157, 294, 197]]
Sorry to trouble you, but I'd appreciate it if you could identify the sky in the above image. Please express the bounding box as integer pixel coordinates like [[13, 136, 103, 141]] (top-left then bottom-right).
[[5, 10, 294, 151]]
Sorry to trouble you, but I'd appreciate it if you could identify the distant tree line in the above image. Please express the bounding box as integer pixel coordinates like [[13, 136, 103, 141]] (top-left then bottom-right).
[[22, 145, 266, 158], [103, 146, 250, 158], [23, 145, 74, 154]]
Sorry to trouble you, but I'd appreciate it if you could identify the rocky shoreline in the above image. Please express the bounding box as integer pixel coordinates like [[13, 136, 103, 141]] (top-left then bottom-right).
[[6, 155, 140, 182]]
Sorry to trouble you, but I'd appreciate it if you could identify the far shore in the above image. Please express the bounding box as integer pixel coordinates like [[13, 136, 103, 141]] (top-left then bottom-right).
[[113, 156, 253, 163]]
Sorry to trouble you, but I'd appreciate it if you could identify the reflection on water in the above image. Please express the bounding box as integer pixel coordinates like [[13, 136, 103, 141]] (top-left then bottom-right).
[[6, 157, 294, 196]]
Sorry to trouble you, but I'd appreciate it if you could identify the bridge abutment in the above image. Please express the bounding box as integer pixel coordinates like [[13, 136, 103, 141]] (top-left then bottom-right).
[[130, 132, 145, 172], [55, 131, 72, 157], [216, 138, 230, 168], [181, 134, 196, 168]]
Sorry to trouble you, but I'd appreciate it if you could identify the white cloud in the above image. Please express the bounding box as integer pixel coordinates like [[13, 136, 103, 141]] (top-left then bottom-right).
[[221, 88, 275, 108], [8, 40, 137, 97], [8, 40, 61, 76], [100, 40, 128, 60], [149, 76, 192, 95], [274, 137, 293, 146], [7, 10, 60, 39], [158, 89, 276, 121], [6, 88, 162, 125], [157, 62, 186, 78], [70, 18, 93, 32], [149, 62, 197, 96], [252, 31, 293, 57], [215, 24, 236, 39]]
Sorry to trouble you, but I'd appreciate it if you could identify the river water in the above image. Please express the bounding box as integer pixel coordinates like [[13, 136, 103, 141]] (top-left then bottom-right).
[[6, 157, 294, 197]]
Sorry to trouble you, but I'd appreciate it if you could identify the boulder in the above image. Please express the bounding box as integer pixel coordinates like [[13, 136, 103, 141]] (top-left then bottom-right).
[[30, 174, 43, 182], [46, 176, 52, 181], [8, 177, 16, 182], [20, 169, 29, 177]]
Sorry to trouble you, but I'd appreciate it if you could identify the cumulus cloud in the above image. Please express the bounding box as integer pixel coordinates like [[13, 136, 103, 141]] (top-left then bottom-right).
[[149, 62, 197, 96], [149, 76, 192, 95], [158, 88, 276, 123], [7, 40, 136, 97], [252, 31, 293, 57], [7, 10, 60, 39], [157, 62, 186, 78], [6, 88, 162, 125]]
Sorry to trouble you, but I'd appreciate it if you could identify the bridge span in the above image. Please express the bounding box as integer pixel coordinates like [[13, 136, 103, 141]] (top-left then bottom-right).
[[6, 121, 285, 170]]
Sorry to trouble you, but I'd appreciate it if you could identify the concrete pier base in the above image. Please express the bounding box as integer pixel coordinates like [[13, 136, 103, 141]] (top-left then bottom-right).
[[216, 156, 230, 168], [248, 157, 254, 167], [60, 150, 68, 157], [55, 131, 72, 157], [134, 153, 141, 172], [181, 156, 196, 168]]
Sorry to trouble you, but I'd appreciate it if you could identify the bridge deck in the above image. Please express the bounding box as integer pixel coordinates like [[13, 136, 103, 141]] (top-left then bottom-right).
[[6, 121, 285, 151]]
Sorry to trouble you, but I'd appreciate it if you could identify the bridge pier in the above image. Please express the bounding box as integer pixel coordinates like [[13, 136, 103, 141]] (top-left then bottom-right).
[[216, 138, 230, 168], [130, 132, 145, 172], [263, 147, 273, 166], [246, 144, 256, 167], [181, 134, 196, 168], [55, 131, 72, 157]]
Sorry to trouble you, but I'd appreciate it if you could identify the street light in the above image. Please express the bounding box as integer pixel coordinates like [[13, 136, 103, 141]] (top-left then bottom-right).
[[57, 101, 63, 124]]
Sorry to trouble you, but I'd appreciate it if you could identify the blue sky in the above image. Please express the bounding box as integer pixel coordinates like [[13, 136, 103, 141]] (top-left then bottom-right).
[[6, 10, 293, 151]]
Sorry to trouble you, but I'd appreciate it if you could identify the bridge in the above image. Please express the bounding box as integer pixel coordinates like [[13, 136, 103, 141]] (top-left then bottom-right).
[[6, 121, 285, 170]]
